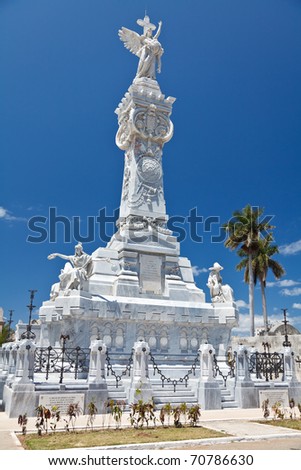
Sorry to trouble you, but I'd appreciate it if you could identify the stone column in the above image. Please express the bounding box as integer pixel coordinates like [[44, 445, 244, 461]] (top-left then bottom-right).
[[13, 339, 36, 385], [3, 339, 37, 417], [234, 345, 258, 408], [128, 340, 153, 403], [115, 79, 175, 225], [283, 346, 294, 381], [8, 345, 17, 375], [88, 340, 107, 384], [0, 346, 5, 372], [197, 343, 221, 410], [5, 343, 19, 387], [108, 74, 179, 297], [236, 345, 251, 381], [1, 344, 10, 378], [0, 343, 11, 399], [284, 348, 301, 403], [86, 339, 108, 412]]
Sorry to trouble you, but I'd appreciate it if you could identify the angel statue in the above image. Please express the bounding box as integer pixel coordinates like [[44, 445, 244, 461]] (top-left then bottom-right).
[[119, 15, 163, 80]]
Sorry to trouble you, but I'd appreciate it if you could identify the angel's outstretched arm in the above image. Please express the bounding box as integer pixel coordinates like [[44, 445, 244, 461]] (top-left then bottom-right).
[[154, 21, 162, 40]]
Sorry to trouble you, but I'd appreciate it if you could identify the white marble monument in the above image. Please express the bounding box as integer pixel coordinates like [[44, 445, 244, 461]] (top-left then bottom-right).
[[1, 17, 241, 416], [38, 16, 238, 359]]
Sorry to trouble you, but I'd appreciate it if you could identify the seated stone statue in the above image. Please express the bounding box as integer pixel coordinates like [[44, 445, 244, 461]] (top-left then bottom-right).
[[207, 262, 234, 303], [48, 243, 92, 297]]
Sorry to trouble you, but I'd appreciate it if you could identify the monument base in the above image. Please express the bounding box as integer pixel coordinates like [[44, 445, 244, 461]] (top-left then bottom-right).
[[197, 381, 222, 410], [3, 381, 108, 418], [289, 381, 301, 403], [128, 378, 153, 403], [3, 382, 36, 418], [235, 381, 259, 408]]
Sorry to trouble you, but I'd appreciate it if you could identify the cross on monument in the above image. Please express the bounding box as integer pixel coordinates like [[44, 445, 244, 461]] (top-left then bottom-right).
[[137, 15, 156, 34]]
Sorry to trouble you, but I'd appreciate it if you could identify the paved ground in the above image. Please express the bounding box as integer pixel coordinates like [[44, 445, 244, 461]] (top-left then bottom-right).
[[1, 408, 301, 451], [173, 437, 301, 450]]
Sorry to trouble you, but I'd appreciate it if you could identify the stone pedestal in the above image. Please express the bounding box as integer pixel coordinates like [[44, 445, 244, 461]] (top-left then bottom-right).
[[197, 381, 222, 410], [234, 344, 258, 408], [197, 343, 221, 410], [288, 381, 301, 403], [235, 381, 259, 409], [288, 350, 301, 402], [86, 339, 108, 411], [3, 382, 36, 418], [128, 341, 153, 403], [88, 340, 107, 385]]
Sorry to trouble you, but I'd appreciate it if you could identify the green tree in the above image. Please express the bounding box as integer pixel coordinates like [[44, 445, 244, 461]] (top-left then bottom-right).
[[236, 234, 285, 333], [223, 205, 274, 336], [0, 323, 10, 346]]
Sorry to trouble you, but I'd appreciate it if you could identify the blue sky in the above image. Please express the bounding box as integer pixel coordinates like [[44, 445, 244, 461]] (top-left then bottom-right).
[[1, 0, 301, 336]]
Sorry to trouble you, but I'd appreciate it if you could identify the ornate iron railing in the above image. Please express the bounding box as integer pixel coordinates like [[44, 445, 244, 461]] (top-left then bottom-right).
[[249, 352, 284, 381], [105, 349, 134, 388], [34, 346, 90, 383], [212, 352, 236, 386], [149, 351, 200, 392]]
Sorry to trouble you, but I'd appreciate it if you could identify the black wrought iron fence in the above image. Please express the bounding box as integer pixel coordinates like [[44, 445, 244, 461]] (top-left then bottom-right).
[[34, 346, 90, 383], [149, 351, 200, 392], [249, 352, 284, 381], [212, 352, 236, 386], [105, 349, 134, 387]]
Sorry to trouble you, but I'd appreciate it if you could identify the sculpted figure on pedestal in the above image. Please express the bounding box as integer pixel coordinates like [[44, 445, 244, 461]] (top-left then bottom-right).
[[119, 15, 163, 80], [207, 262, 234, 303], [48, 243, 92, 298]]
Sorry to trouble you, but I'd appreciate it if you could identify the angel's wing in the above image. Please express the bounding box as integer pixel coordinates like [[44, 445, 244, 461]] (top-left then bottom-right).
[[118, 27, 142, 56]]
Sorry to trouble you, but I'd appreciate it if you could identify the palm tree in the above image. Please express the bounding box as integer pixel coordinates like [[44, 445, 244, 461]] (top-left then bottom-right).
[[236, 234, 285, 333], [223, 205, 274, 336]]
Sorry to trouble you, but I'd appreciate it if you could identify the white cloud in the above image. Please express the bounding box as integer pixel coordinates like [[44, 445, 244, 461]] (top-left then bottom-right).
[[0, 205, 27, 222], [266, 279, 300, 288], [232, 312, 263, 336], [0, 206, 8, 218], [280, 287, 301, 296], [232, 310, 295, 336], [192, 266, 208, 276], [236, 299, 249, 309], [292, 303, 301, 310], [279, 240, 301, 255]]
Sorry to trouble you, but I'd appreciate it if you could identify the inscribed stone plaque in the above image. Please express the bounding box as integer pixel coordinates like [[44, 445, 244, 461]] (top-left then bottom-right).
[[259, 389, 289, 408], [39, 393, 85, 414], [140, 254, 162, 293]]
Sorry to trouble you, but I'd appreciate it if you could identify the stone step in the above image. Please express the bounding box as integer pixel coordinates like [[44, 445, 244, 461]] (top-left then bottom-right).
[[106, 380, 127, 388], [152, 390, 195, 398], [152, 384, 195, 392], [153, 399, 197, 408], [107, 389, 126, 394], [107, 383, 127, 401], [221, 395, 235, 402], [220, 389, 231, 397], [154, 387, 197, 407], [221, 401, 239, 409]]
